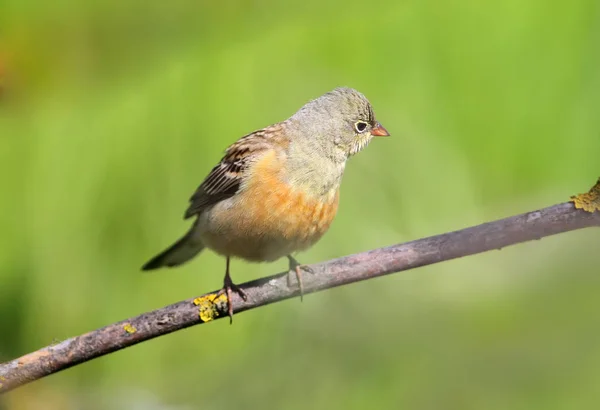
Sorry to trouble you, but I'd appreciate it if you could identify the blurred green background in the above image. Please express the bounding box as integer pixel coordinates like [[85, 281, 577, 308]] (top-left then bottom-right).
[[1, 0, 599, 408]]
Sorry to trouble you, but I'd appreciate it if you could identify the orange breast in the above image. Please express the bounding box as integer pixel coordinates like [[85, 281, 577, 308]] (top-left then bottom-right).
[[200, 150, 340, 262], [245, 171, 339, 249]]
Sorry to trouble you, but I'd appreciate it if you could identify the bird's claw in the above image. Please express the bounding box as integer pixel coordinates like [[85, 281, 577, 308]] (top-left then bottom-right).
[[218, 277, 247, 324], [287, 256, 314, 302]]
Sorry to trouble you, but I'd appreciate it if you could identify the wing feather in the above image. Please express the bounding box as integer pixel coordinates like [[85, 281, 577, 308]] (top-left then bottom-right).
[[184, 124, 286, 219]]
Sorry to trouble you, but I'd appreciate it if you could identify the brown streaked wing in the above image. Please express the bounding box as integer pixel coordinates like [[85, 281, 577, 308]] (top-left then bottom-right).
[[184, 124, 285, 219]]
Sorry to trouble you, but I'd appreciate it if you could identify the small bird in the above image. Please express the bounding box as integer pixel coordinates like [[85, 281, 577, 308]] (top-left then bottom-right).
[[142, 87, 389, 321]]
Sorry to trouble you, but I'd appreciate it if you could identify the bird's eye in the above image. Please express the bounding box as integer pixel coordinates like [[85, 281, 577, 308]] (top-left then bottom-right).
[[354, 121, 368, 133]]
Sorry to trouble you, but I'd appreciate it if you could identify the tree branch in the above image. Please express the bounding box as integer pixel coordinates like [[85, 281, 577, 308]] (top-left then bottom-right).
[[1, 180, 599, 394]]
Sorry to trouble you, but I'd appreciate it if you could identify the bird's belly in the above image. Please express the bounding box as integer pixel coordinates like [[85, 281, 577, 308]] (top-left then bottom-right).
[[197, 184, 339, 262]]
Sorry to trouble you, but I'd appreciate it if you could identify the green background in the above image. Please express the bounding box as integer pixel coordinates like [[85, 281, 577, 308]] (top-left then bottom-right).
[[1, 0, 599, 408]]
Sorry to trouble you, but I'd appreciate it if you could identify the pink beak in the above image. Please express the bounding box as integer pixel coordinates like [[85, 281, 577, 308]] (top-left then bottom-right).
[[371, 122, 390, 137]]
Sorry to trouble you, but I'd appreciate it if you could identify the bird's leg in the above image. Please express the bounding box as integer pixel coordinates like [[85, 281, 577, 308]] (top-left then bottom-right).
[[217, 256, 247, 323], [287, 255, 314, 302]]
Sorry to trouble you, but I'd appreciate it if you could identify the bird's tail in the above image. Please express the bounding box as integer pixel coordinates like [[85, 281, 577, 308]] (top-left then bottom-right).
[[142, 226, 204, 271]]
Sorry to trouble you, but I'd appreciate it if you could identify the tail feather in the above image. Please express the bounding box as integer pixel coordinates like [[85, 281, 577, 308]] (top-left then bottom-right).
[[142, 229, 204, 271]]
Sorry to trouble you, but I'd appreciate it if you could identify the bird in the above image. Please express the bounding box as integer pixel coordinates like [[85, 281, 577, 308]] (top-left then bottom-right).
[[142, 87, 389, 322]]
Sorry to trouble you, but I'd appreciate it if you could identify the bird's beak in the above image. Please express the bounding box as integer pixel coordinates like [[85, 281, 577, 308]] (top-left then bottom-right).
[[371, 122, 390, 137]]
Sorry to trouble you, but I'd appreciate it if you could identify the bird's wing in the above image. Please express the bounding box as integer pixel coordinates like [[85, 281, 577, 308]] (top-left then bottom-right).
[[184, 124, 286, 219]]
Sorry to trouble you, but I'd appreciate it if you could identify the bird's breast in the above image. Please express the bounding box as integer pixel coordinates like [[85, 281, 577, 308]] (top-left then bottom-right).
[[197, 150, 340, 262]]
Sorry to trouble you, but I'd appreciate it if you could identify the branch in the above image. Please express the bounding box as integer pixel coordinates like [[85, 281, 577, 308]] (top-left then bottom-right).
[[1, 179, 599, 394]]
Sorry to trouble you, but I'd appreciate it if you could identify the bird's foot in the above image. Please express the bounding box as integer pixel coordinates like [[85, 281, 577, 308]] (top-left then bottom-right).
[[287, 255, 314, 302], [217, 276, 247, 324]]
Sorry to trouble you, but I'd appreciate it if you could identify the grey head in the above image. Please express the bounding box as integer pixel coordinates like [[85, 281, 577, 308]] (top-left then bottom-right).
[[287, 87, 389, 162]]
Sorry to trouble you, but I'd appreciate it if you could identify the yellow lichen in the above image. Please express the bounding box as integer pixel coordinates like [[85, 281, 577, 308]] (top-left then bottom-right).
[[193, 293, 228, 322], [570, 178, 600, 213], [123, 323, 137, 334]]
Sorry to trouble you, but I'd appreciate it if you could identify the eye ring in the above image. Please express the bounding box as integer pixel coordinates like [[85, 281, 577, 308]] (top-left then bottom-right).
[[354, 121, 368, 133]]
